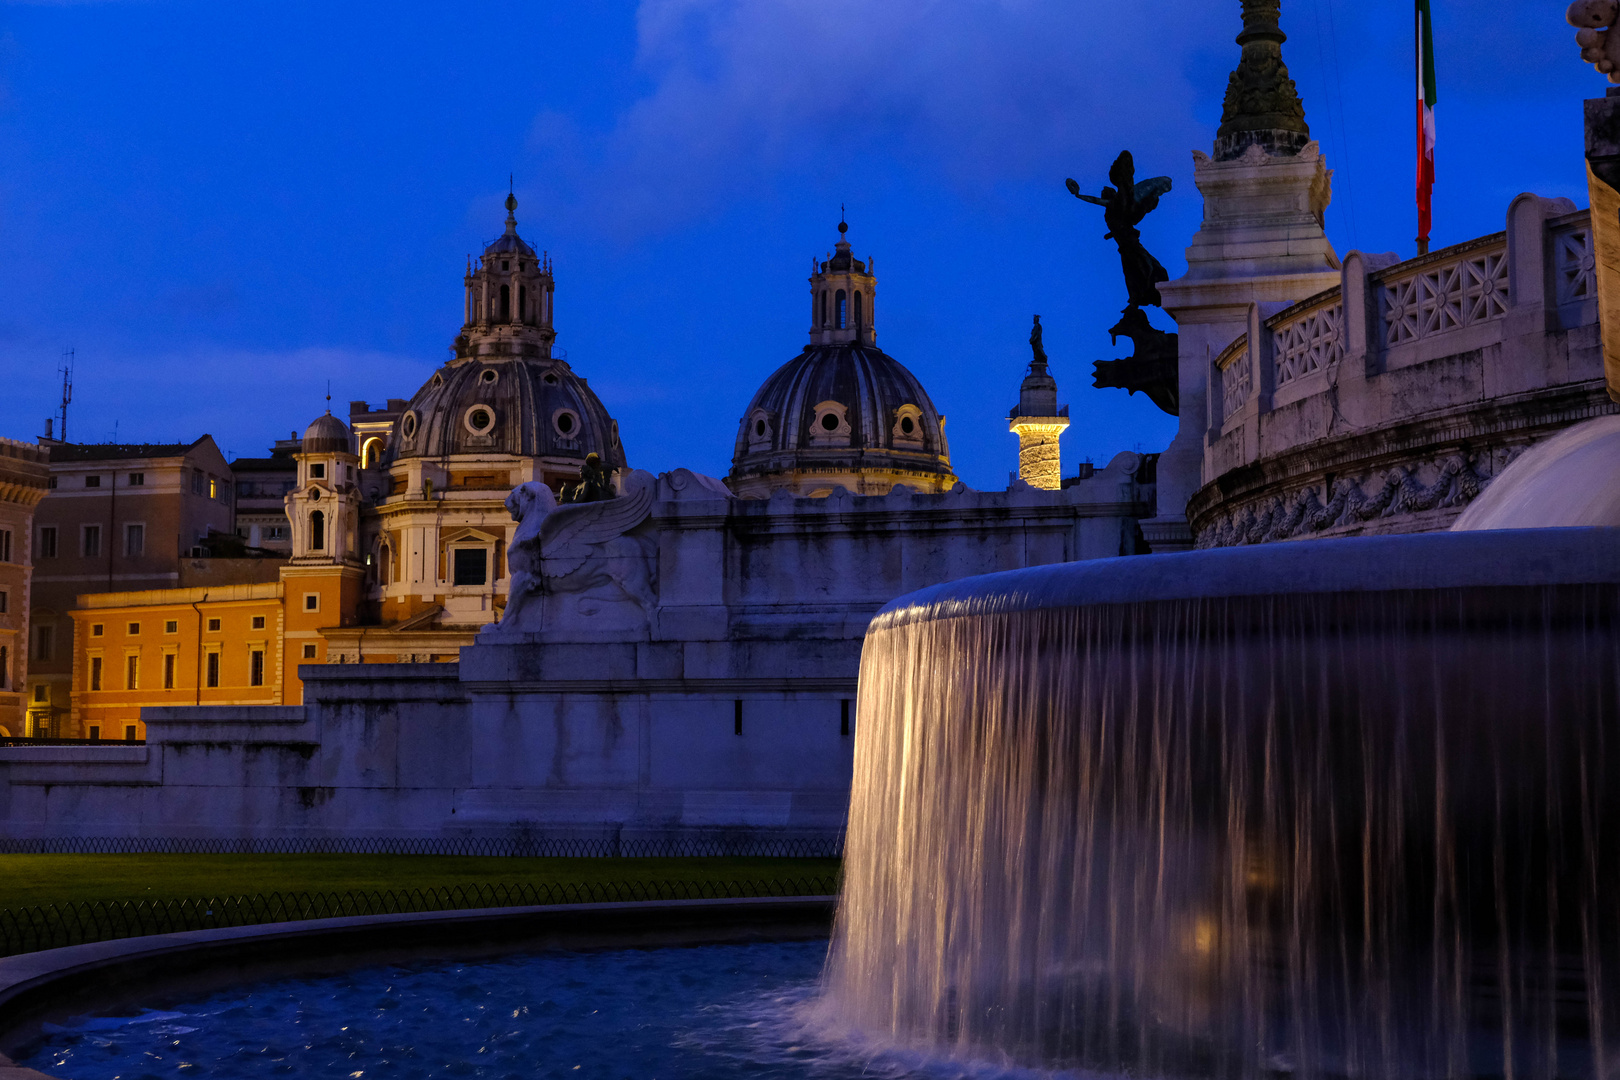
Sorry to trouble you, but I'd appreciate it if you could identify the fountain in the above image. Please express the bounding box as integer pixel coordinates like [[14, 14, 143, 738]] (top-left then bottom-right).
[[822, 527, 1620, 1078]]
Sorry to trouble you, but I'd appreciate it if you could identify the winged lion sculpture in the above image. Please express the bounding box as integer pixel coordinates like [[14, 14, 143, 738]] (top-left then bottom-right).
[[499, 470, 658, 632]]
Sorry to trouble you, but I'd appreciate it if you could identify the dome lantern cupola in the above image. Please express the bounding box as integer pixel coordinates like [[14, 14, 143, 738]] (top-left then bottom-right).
[[286, 405, 362, 566], [810, 213, 876, 348], [456, 192, 556, 362]]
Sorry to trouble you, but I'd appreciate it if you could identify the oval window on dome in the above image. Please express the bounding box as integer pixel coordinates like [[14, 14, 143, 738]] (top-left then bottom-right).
[[821, 413, 839, 432], [901, 416, 915, 435], [431, 374, 444, 389], [470, 409, 491, 430], [479, 369, 498, 385], [463, 406, 496, 436], [556, 412, 576, 435], [401, 412, 419, 440], [754, 420, 766, 437], [544, 373, 560, 385]]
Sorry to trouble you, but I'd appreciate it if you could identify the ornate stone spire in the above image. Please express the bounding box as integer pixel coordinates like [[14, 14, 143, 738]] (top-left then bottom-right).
[[1214, 0, 1310, 161]]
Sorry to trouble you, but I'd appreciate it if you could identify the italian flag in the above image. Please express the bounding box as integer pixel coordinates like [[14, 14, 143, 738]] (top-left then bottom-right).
[[1416, 0, 1437, 245]]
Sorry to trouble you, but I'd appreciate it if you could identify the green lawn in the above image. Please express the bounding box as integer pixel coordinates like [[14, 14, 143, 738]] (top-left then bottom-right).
[[0, 854, 842, 909]]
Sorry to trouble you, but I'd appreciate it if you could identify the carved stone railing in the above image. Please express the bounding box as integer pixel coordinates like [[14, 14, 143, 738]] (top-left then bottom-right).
[[1207, 201, 1595, 441], [1373, 233, 1508, 348], [1193, 195, 1606, 548], [1552, 211, 1595, 307], [1215, 334, 1251, 425], [1266, 290, 1344, 389]]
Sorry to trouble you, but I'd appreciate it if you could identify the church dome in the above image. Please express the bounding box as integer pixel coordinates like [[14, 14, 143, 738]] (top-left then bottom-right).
[[730, 342, 954, 497], [303, 412, 352, 454], [389, 355, 625, 469], [729, 219, 954, 498]]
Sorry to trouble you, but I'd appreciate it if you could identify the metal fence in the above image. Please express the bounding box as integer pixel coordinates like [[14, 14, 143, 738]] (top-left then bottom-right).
[[0, 876, 841, 958], [0, 835, 844, 858]]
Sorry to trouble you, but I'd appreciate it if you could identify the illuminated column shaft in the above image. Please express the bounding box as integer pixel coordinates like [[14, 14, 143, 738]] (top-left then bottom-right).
[[1009, 417, 1069, 490]]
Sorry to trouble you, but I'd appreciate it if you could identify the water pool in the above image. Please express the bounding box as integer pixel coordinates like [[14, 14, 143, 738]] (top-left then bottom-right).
[[16, 940, 1055, 1080]]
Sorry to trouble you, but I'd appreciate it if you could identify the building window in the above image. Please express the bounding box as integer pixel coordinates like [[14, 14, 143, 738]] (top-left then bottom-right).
[[251, 615, 265, 630], [192, 469, 205, 494], [124, 524, 144, 557], [310, 463, 325, 480], [452, 548, 488, 586], [209, 477, 219, 499], [0, 590, 9, 614], [33, 624, 52, 661], [205, 651, 220, 688], [91, 623, 103, 637], [836, 289, 847, 329], [304, 593, 319, 612], [500, 283, 511, 321], [310, 510, 325, 550], [89, 656, 102, 692], [125, 654, 138, 690], [0, 645, 6, 689], [124, 724, 137, 742], [303, 643, 317, 659], [34, 717, 50, 738], [129, 472, 144, 486], [854, 290, 863, 328], [82, 524, 101, 558], [819, 289, 827, 327], [164, 620, 178, 634], [32, 683, 47, 702], [89, 725, 100, 741], [163, 653, 175, 690], [38, 526, 57, 559], [127, 621, 140, 636], [250, 650, 265, 686], [85, 474, 100, 488], [0, 528, 12, 563], [207, 617, 221, 632]]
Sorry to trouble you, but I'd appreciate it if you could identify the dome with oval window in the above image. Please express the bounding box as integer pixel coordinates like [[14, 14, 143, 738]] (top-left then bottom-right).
[[728, 221, 954, 498], [384, 196, 626, 474]]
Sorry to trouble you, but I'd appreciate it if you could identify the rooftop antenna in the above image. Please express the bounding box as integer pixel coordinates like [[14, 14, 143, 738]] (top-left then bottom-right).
[[57, 349, 74, 443]]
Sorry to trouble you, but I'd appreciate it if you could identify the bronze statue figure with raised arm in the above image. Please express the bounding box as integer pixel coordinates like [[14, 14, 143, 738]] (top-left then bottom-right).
[[1067, 150, 1181, 416], [1066, 151, 1173, 308]]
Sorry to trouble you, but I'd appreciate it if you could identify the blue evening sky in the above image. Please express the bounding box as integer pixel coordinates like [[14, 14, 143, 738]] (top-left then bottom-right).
[[0, 1, 1593, 489]]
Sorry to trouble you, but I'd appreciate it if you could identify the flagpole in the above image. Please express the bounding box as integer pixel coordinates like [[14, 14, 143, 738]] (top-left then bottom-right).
[[1416, 0, 1427, 255]]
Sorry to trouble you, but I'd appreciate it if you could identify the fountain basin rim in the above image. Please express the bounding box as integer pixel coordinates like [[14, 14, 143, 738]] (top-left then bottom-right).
[[0, 894, 837, 1077], [872, 527, 1620, 628]]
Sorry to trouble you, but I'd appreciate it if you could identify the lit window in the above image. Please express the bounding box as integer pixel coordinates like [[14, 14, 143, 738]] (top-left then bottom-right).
[[208, 477, 218, 498]]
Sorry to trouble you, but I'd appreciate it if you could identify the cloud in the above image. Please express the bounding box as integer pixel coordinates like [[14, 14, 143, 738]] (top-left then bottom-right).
[[527, 0, 1230, 241]]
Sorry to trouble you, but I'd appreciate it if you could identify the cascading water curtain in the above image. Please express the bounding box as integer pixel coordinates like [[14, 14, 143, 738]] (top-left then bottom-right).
[[824, 583, 1620, 1079]]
